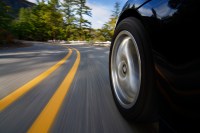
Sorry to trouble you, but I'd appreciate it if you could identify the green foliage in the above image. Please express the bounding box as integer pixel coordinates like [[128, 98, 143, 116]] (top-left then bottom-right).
[[112, 2, 120, 19], [97, 2, 120, 41], [62, 0, 78, 40], [11, 0, 64, 41], [75, 0, 92, 40], [0, 1, 14, 45], [46, 0, 64, 40], [0, 1, 12, 29], [1, 0, 121, 43], [92, 29, 106, 42], [1, 0, 93, 42], [12, 8, 33, 40]]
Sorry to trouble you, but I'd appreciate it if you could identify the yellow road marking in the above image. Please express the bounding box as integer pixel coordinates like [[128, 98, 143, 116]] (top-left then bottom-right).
[[28, 48, 80, 133], [0, 48, 72, 111]]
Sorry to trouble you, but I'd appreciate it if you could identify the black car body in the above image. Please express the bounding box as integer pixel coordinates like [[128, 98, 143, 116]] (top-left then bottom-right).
[[109, 0, 200, 132]]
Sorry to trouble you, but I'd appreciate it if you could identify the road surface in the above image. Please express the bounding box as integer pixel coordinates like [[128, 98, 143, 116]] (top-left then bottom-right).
[[0, 43, 157, 133]]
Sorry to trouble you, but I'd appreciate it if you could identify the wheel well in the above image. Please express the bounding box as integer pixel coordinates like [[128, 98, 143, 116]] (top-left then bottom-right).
[[117, 9, 141, 26], [116, 9, 152, 49]]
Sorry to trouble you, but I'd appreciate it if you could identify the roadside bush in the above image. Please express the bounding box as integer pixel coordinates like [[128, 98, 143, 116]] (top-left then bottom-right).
[[0, 28, 14, 46]]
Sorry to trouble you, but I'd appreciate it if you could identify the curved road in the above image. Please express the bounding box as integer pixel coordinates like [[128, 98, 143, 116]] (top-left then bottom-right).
[[0, 42, 157, 133]]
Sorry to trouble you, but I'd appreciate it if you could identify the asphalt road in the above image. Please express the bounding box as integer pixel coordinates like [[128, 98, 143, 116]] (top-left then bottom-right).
[[0, 43, 158, 133]]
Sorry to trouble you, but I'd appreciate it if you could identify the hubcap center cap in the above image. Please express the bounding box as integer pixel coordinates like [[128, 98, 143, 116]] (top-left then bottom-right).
[[122, 64, 127, 74]]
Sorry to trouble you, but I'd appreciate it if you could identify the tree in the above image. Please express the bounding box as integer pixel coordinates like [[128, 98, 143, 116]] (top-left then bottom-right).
[[12, 8, 33, 40], [0, 1, 12, 30], [31, 1, 49, 40], [12, 0, 64, 41], [112, 2, 120, 19], [101, 2, 120, 41], [46, 0, 63, 40], [92, 29, 106, 42], [75, 0, 92, 40], [62, 0, 77, 40], [0, 1, 14, 45], [3, 0, 94, 42]]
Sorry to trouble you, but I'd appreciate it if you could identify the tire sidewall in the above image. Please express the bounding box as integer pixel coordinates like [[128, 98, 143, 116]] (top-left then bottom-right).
[[109, 17, 156, 121]]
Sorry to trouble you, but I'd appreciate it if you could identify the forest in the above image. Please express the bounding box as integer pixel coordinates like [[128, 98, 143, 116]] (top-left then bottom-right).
[[0, 0, 120, 45]]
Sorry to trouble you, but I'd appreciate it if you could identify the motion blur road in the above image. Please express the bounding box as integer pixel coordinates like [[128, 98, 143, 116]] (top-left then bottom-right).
[[0, 43, 157, 133]]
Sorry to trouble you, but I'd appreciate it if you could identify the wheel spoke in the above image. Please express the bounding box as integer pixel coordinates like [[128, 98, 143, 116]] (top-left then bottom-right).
[[111, 30, 141, 109]]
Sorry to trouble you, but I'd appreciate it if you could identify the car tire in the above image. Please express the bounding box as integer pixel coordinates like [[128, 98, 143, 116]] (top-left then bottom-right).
[[109, 17, 157, 122]]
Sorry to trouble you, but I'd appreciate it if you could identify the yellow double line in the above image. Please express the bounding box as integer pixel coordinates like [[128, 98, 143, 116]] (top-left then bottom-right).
[[28, 48, 80, 133], [0, 47, 81, 132]]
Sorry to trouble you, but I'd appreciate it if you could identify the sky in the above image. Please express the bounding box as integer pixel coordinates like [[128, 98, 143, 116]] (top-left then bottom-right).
[[27, 0, 127, 29]]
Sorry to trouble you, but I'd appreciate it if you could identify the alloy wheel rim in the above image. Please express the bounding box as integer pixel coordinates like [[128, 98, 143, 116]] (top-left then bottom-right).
[[111, 30, 141, 109]]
